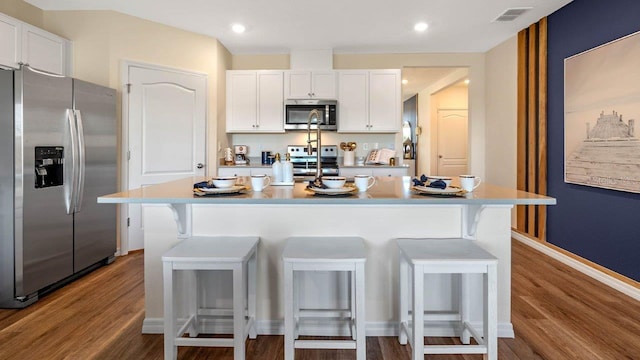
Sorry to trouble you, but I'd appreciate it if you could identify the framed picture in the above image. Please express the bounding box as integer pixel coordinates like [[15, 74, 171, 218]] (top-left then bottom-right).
[[564, 30, 640, 193]]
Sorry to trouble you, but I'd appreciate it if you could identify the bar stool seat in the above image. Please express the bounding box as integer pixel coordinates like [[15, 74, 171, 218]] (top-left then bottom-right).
[[397, 238, 498, 360], [162, 236, 259, 360], [282, 236, 367, 360]]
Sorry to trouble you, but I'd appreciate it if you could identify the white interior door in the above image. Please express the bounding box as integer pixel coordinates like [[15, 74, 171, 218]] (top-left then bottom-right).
[[126, 64, 206, 251], [437, 109, 468, 176]]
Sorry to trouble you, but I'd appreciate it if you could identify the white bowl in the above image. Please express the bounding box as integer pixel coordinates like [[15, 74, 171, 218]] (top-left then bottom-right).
[[211, 176, 237, 188], [322, 176, 347, 189], [427, 176, 452, 187]]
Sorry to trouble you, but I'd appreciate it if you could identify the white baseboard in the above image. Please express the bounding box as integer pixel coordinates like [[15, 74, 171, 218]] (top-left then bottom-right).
[[512, 231, 640, 301], [142, 318, 514, 338]]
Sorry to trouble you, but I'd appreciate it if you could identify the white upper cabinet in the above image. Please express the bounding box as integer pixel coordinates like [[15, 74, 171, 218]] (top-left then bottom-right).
[[21, 23, 68, 76], [0, 13, 21, 69], [338, 69, 401, 133], [285, 70, 337, 99], [0, 13, 70, 76], [368, 70, 401, 132], [226, 70, 284, 133], [337, 71, 369, 132]]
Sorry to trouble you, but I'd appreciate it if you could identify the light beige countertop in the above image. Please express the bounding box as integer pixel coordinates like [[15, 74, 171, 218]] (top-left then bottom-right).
[[98, 176, 555, 206]]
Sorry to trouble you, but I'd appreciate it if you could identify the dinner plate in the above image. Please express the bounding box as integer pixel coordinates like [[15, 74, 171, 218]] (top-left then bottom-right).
[[306, 185, 357, 195], [412, 185, 465, 196], [194, 185, 247, 195]]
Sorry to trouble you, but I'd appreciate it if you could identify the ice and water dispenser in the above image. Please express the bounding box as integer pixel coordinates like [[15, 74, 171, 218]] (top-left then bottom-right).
[[35, 146, 64, 189]]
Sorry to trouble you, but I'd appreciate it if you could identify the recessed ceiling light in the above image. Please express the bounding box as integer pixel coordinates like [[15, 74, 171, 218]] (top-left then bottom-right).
[[402, 79, 408, 85], [414, 22, 428, 32], [232, 24, 246, 34], [464, 79, 470, 85]]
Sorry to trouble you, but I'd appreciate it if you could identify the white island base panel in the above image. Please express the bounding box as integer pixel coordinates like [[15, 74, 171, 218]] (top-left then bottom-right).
[[140, 204, 514, 338]]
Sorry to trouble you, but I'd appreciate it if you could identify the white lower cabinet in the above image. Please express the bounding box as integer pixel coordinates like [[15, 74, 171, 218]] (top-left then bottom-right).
[[339, 168, 372, 178], [218, 168, 251, 177], [372, 167, 408, 177], [339, 167, 408, 178], [217, 167, 273, 177], [250, 167, 273, 176]]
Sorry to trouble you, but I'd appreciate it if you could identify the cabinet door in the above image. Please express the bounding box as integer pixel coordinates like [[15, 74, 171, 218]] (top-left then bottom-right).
[[371, 167, 408, 177], [218, 167, 251, 177], [339, 168, 372, 178], [226, 71, 258, 132], [0, 13, 21, 69], [337, 71, 369, 132], [256, 71, 284, 132], [311, 71, 336, 99], [368, 70, 401, 132], [21, 23, 67, 75], [250, 167, 273, 176], [284, 71, 312, 99]]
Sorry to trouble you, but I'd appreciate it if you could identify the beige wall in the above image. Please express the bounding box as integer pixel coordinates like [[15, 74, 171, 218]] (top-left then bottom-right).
[[485, 35, 518, 226], [216, 42, 232, 159], [232, 54, 289, 70], [484, 37, 517, 189], [0, 0, 43, 28]]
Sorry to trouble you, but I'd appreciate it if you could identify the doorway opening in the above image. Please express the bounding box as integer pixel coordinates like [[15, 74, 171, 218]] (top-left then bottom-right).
[[401, 67, 469, 177]]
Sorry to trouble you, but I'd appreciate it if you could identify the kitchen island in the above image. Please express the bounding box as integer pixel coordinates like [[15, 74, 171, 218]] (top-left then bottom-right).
[[98, 176, 555, 337]]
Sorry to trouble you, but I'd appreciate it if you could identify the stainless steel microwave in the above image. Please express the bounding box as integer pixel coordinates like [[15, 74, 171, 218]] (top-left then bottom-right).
[[284, 99, 337, 131]]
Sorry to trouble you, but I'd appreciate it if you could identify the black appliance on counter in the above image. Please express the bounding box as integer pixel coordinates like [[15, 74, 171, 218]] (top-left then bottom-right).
[[287, 145, 339, 179]]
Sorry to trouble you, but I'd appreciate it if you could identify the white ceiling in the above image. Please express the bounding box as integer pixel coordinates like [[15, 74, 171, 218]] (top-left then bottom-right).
[[401, 67, 462, 101], [25, 0, 572, 54]]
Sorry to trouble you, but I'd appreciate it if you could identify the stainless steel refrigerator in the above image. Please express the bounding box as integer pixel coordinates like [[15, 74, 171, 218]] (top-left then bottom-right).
[[0, 67, 117, 308]]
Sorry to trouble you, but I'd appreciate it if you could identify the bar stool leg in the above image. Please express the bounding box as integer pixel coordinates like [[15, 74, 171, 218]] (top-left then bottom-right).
[[486, 263, 498, 360], [187, 270, 200, 337], [284, 262, 295, 360], [355, 263, 366, 360], [398, 256, 409, 345], [293, 271, 300, 340], [233, 264, 246, 360], [163, 262, 178, 360], [248, 252, 258, 339], [460, 273, 471, 344], [411, 265, 424, 360]]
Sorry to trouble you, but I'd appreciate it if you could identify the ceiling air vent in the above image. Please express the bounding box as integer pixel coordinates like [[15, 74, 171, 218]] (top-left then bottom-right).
[[493, 7, 532, 22]]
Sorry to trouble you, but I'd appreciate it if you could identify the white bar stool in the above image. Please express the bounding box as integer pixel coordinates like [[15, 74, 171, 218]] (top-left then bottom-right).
[[397, 238, 498, 360], [282, 236, 366, 360], [162, 236, 259, 360]]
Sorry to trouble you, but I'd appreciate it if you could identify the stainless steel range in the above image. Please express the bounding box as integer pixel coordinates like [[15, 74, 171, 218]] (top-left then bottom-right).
[[287, 145, 339, 179]]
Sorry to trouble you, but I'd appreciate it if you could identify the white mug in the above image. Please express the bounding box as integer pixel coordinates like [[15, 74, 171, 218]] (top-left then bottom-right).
[[251, 174, 271, 192], [459, 175, 481, 192], [354, 175, 376, 192]]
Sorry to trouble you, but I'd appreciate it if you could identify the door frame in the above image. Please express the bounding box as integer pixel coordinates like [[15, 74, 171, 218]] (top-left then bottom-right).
[[119, 60, 208, 254]]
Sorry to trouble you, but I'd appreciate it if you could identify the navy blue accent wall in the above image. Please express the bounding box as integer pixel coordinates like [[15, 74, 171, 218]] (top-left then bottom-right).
[[547, 0, 640, 281]]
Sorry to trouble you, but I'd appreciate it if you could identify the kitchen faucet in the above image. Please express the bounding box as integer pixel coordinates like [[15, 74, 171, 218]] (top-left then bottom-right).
[[307, 108, 323, 186]]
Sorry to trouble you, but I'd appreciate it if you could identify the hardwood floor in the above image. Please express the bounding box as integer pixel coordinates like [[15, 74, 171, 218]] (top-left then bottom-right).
[[0, 241, 638, 359]]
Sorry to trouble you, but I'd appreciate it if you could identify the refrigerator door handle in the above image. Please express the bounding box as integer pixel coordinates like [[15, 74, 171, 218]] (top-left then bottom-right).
[[23, 65, 66, 78], [65, 109, 79, 214], [73, 110, 86, 212]]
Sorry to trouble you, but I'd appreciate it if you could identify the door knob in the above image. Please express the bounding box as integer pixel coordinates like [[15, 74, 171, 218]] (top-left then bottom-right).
[[438, 155, 443, 158], [197, 163, 204, 169]]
